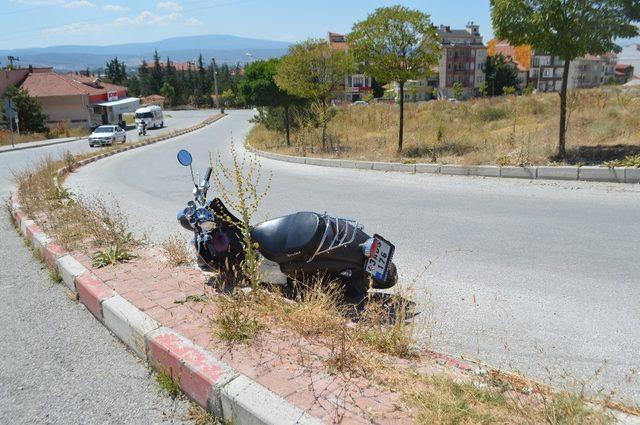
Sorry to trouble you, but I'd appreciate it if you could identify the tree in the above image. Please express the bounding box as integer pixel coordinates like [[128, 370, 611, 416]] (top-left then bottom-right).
[[105, 57, 126, 84], [239, 58, 301, 146], [452, 82, 464, 100], [485, 54, 521, 96], [5, 86, 48, 132], [491, 0, 639, 159], [348, 5, 441, 152], [160, 82, 175, 106], [275, 39, 354, 150], [150, 49, 163, 94]]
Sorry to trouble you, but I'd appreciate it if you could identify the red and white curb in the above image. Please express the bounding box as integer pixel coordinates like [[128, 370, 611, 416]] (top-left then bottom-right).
[[8, 193, 323, 425]]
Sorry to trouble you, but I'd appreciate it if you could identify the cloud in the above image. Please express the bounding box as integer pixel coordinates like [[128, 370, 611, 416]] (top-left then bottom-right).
[[64, 0, 95, 8], [157, 1, 183, 12], [42, 21, 93, 36], [103, 4, 127, 12], [41, 10, 202, 37], [113, 10, 201, 28], [102, 4, 126, 12]]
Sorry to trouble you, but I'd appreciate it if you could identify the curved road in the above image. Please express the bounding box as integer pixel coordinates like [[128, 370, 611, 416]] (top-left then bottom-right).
[[67, 110, 640, 402], [0, 114, 215, 423]]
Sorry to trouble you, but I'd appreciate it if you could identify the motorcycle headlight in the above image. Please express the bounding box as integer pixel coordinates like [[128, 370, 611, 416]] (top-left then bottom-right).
[[184, 205, 196, 217]]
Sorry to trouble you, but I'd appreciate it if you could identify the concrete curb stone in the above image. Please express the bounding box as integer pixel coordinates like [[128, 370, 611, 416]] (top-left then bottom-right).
[[221, 374, 324, 425], [146, 327, 238, 417], [579, 166, 625, 183], [31, 230, 51, 255], [500, 166, 537, 179], [537, 166, 578, 181], [43, 243, 66, 271], [56, 254, 87, 292], [103, 295, 160, 360], [19, 219, 34, 238], [625, 168, 640, 184], [415, 163, 441, 174], [441, 165, 470, 176], [75, 272, 116, 320], [470, 165, 501, 177]]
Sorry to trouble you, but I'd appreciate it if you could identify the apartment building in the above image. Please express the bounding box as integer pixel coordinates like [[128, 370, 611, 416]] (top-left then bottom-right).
[[328, 32, 373, 102], [437, 22, 487, 98]]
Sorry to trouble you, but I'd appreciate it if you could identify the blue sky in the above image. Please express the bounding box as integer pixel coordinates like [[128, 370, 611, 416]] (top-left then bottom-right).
[[0, 0, 493, 49]]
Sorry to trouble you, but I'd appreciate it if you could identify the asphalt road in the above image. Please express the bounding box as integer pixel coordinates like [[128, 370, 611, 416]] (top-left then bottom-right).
[[0, 114, 213, 423], [66, 110, 640, 402]]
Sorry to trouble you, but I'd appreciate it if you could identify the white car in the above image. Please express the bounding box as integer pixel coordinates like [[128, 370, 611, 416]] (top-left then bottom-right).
[[88, 125, 126, 147]]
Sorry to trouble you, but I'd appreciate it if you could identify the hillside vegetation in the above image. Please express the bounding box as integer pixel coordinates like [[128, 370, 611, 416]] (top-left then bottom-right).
[[247, 86, 640, 166]]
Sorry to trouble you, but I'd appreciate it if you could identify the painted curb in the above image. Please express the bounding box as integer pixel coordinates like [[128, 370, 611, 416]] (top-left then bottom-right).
[[75, 272, 116, 320], [248, 147, 640, 184], [56, 254, 87, 292], [146, 327, 238, 417], [103, 295, 160, 360], [221, 374, 324, 425]]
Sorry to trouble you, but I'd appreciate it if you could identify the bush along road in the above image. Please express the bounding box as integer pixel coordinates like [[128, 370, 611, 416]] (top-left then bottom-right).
[[6, 110, 640, 423]]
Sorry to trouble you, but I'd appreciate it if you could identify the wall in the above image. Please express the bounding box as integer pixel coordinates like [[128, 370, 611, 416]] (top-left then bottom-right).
[[39, 94, 90, 127]]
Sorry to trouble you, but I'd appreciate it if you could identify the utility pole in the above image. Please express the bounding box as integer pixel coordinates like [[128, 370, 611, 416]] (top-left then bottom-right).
[[211, 58, 222, 113]]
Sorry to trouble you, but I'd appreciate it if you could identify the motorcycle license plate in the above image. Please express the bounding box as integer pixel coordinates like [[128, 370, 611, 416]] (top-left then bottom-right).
[[364, 234, 395, 282]]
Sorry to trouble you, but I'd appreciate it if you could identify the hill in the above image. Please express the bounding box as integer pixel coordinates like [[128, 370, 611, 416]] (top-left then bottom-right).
[[0, 34, 290, 71]]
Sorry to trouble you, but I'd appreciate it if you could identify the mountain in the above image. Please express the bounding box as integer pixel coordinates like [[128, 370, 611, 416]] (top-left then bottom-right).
[[0, 34, 291, 71]]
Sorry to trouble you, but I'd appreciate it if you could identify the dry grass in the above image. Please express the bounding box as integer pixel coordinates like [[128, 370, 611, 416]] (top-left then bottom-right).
[[207, 278, 625, 423], [12, 153, 139, 259], [162, 233, 193, 267], [247, 86, 640, 166], [0, 124, 88, 147]]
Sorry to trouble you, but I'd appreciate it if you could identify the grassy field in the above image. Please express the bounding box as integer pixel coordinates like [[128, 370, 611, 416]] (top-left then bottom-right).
[[247, 86, 640, 166]]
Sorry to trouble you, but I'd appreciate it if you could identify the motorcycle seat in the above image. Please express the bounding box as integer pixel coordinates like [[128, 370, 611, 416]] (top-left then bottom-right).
[[251, 212, 324, 263]]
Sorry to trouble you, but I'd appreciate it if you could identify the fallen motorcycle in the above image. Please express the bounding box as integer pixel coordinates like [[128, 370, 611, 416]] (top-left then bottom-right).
[[175, 149, 397, 297]]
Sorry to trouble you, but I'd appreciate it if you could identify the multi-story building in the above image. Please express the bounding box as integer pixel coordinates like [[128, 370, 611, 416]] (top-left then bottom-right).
[[615, 64, 635, 84], [436, 22, 487, 98], [568, 53, 617, 89], [327, 32, 372, 103], [528, 52, 566, 92]]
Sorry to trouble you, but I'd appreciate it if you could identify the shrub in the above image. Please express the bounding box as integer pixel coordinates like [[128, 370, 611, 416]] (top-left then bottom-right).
[[477, 106, 508, 122]]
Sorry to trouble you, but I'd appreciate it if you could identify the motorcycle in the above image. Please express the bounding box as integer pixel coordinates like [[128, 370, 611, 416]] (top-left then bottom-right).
[[137, 122, 147, 136], [175, 149, 398, 297]]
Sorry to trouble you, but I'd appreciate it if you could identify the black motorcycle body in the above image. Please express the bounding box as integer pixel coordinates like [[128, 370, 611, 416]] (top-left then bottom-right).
[[175, 149, 398, 297]]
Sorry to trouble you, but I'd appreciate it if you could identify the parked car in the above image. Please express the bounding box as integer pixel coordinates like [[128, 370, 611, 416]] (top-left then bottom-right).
[[88, 125, 126, 147], [135, 105, 164, 129], [351, 100, 369, 106]]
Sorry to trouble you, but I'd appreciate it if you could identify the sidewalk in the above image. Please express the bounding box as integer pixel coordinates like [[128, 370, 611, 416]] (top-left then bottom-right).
[[0, 136, 84, 154]]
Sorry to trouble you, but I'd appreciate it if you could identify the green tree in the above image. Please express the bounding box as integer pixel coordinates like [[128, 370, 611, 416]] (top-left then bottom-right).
[[239, 58, 301, 146], [485, 54, 521, 96], [150, 49, 163, 94], [491, 0, 640, 159], [160, 82, 175, 106], [452, 82, 464, 100], [275, 39, 354, 150], [137, 59, 152, 96], [348, 5, 441, 152], [105, 57, 126, 84], [5, 86, 48, 132]]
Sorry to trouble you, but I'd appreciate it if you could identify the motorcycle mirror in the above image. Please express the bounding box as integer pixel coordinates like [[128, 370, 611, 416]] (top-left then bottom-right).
[[177, 149, 192, 167]]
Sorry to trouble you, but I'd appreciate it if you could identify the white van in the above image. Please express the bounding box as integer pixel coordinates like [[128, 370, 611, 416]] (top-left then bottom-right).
[[134, 105, 164, 128]]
